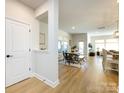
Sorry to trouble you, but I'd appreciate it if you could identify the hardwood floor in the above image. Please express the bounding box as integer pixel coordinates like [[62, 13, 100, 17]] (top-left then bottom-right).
[[6, 56, 118, 93]]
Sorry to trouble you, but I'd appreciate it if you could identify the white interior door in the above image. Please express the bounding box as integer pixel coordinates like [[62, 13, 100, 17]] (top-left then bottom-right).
[[6, 19, 30, 87]]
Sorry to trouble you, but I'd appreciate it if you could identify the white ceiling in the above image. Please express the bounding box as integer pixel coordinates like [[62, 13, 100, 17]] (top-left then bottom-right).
[[17, 0, 119, 34], [59, 0, 119, 33], [19, 0, 46, 9]]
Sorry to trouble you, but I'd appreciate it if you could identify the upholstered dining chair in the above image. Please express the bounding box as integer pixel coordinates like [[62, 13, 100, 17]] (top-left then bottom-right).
[[63, 53, 72, 65]]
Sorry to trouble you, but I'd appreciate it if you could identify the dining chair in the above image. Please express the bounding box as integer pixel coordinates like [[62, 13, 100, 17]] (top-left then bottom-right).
[[63, 53, 72, 65]]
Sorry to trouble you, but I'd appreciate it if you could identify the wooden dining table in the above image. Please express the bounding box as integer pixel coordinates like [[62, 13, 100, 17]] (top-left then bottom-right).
[[66, 52, 86, 63]]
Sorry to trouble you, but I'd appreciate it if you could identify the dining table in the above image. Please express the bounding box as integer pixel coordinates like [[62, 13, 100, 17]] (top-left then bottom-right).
[[67, 52, 86, 63]]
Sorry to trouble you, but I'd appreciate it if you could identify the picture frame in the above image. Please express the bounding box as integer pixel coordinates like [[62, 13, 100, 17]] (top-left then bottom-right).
[[39, 32, 45, 45]]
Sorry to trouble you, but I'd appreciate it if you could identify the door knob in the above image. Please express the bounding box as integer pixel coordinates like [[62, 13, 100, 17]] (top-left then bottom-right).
[[6, 55, 13, 58]]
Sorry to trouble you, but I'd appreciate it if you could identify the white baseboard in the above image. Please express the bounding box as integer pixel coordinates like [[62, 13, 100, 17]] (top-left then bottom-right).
[[32, 73, 59, 88]]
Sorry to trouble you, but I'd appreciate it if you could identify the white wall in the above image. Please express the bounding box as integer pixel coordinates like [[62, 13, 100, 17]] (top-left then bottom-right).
[[33, 0, 59, 86], [6, 0, 39, 73], [6, 0, 39, 49], [39, 23, 71, 50], [58, 30, 72, 42], [35, 1, 48, 18], [6, 0, 59, 87]]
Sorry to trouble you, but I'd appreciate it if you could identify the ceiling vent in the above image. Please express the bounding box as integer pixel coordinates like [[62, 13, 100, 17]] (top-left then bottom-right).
[[97, 26, 105, 29]]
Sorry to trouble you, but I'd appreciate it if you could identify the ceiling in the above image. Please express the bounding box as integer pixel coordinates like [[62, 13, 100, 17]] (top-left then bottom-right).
[[37, 11, 48, 23], [19, 0, 46, 9], [59, 0, 119, 33], [17, 0, 119, 34]]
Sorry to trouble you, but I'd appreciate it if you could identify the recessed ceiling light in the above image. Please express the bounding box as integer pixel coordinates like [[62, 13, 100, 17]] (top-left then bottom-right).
[[72, 26, 75, 30]]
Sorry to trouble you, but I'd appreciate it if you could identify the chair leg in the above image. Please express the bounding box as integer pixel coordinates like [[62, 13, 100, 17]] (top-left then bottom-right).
[[65, 60, 67, 64]]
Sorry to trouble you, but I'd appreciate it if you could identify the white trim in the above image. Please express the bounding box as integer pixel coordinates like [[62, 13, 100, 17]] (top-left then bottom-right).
[[32, 73, 59, 88], [5, 17, 30, 26]]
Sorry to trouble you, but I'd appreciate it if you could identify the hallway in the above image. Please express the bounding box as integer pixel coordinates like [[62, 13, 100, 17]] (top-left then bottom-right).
[[6, 56, 118, 93]]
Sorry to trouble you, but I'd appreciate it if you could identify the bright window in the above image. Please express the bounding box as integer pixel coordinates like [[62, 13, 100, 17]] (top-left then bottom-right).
[[94, 39, 119, 51], [106, 39, 119, 51], [78, 42, 84, 54], [106, 39, 118, 43], [95, 40, 105, 51], [95, 40, 104, 43], [58, 41, 62, 52], [63, 41, 68, 52], [95, 44, 105, 51]]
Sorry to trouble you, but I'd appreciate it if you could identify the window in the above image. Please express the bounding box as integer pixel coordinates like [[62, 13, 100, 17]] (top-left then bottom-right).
[[95, 44, 105, 51], [94, 39, 119, 51], [95, 40, 104, 43], [78, 42, 84, 54], [106, 39, 118, 42], [58, 41, 69, 52], [63, 41, 68, 52], [95, 40, 105, 51], [58, 41, 62, 52], [106, 39, 119, 51]]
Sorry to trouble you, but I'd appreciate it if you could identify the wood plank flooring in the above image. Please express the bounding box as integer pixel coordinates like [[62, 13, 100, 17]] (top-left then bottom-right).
[[6, 56, 118, 93]]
